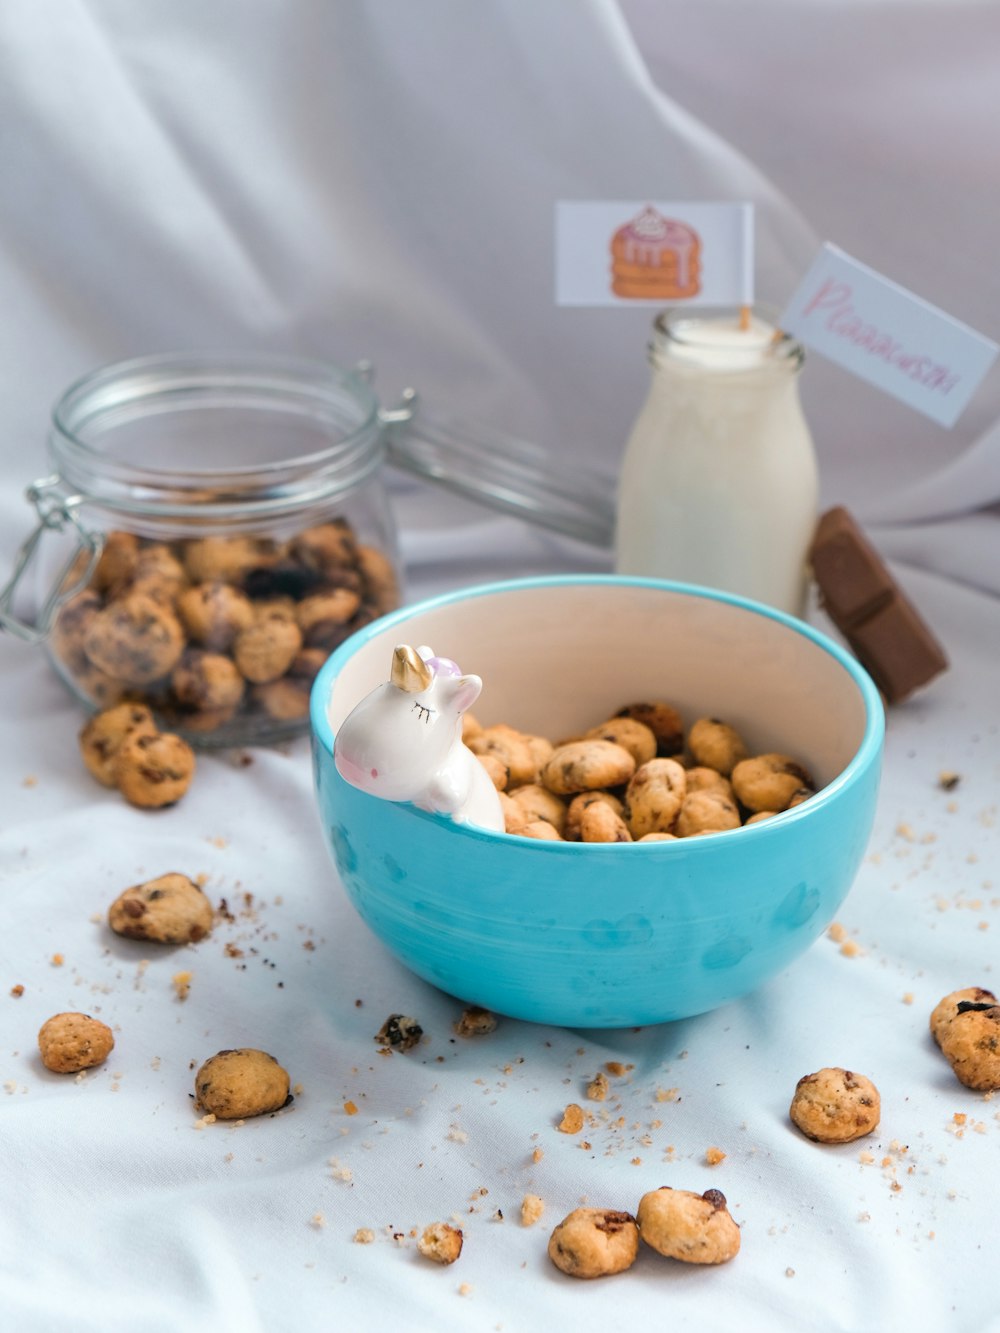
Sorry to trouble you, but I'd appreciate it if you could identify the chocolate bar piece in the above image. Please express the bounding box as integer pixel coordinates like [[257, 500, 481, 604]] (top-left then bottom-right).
[[809, 506, 948, 703]]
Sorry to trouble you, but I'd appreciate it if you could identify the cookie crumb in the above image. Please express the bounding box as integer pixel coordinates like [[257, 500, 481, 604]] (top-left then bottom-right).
[[531, 1147, 544, 1164], [902, 992, 914, 1005], [938, 771, 961, 791], [375, 1013, 423, 1052], [353, 1228, 375, 1244], [785, 1267, 796, 1278], [310, 1213, 326, 1229], [193, 1113, 217, 1130], [457, 1283, 473, 1297], [705, 1146, 726, 1166], [827, 922, 846, 943], [558, 1103, 585, 1134], [655, 1086, 680, 1102], [344, 1100, 358, 1115], [418, 1221, 463, 1265], [172, 970, 192, 1001], [453, 1006, 497, 1037], [586, 1071, 609, 1101], [605, 1061, 632, 1076], [521, 1194, 545, 1226], [51, 954, 64, 967], [10, 985, 24, 998]]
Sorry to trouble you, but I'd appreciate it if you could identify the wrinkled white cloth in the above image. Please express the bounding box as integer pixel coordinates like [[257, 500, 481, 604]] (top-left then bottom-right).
[[1, 4, 999, 1331]]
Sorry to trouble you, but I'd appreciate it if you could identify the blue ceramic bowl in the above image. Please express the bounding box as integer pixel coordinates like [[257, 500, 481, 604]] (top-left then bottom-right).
[[310, 576, 883, 1028]]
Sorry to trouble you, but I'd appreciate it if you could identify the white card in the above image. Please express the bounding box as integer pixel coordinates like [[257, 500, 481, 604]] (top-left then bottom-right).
[[555, 201, 753, 307], [780, 244, 998, 428]]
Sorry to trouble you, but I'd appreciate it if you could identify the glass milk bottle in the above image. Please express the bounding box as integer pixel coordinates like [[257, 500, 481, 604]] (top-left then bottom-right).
[[615, 307, 819, 618]]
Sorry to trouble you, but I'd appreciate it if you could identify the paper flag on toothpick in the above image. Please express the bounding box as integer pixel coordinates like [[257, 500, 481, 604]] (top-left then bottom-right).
[[781, 243, 999, 428], [555, 201, 754, 307]]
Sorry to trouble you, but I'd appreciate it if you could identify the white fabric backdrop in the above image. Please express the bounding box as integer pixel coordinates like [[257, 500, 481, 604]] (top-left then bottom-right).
[[1, 3, 998, 1330]]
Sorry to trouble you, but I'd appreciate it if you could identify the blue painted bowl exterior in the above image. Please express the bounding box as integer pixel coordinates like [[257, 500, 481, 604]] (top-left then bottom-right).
[[311, 577, 884, 1028]]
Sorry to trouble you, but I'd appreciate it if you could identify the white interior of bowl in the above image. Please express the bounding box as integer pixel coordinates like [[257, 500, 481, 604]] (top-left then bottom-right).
[[325, 580, 872, 786]]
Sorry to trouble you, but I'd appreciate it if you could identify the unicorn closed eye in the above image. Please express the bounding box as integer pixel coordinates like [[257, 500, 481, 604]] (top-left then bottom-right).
[[332, 643, 505, 831]]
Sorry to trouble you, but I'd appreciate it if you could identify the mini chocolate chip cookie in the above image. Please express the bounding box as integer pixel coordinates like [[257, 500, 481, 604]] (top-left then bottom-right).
[[83, 593, 186, 685], [295, 588, 362, 651], [170, 650, 245, 715], [613, 701, 684, 756], [467, 725, 539, 788], [687, 717, 749, 776], [356, 542, 399, 613], [194, 1048, 291, 1119], [585, 717, 657, 767], [673, 789, 741, 837], [108, 873, 214, 944], [38, 1012, 115, 1073], [563, 791, 625, 842], [114, 730, 196, 808], [684, 766, 735, 799], [623, 757, 687, 838], [731, 753, 814, 814], [79, 703, 159, 788], [636, 1186, 740, 1264], [540, 740, 636, 796], [547, 1207, 639, 1278], [182, 535, 278, 585], [130, 544, 188, 601], [508, 783, 568, 834], [232, 617, 303, 684], [90, 530, 140, 595], [789, 1066, 880, 1143], [930, 986, 998, 1047], [938, 1005, 1000, 1090], [287, 522, 358, 577], [176, 582, 255, 650], [579, 799, 632, 842]]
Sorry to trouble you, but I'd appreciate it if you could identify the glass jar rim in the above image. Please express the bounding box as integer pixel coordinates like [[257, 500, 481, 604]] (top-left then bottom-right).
[[49, 349, 384, 519]]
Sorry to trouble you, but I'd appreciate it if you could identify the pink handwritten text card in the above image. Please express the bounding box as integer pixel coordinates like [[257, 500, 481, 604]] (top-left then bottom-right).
[[781, 243, 998, 428]]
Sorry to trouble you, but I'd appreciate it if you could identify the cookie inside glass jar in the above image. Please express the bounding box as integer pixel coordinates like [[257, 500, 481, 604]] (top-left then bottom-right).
[[51, 521, 398, 746]]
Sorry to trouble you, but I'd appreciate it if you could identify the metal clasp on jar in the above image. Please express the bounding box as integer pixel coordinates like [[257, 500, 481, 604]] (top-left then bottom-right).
[[0, 475, 104, 643]]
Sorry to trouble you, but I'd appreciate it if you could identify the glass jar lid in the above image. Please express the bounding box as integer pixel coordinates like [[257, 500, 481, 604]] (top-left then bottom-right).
[[48, 348, 616, 547], [50, 351, 384, 520]]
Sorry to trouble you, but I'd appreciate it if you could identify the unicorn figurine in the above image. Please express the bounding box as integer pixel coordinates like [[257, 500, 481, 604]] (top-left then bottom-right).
[[332, 643, 505, 831]]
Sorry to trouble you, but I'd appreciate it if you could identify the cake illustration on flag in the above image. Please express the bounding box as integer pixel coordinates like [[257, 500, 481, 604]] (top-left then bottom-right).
[[609, 206, 701, 299]]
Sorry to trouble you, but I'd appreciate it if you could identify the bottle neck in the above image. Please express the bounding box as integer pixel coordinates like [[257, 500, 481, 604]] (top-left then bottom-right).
[[650, 306, 805, 378]]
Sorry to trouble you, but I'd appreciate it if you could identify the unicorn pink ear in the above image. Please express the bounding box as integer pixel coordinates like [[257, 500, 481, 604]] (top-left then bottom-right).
[[448, 673, 483, 714]]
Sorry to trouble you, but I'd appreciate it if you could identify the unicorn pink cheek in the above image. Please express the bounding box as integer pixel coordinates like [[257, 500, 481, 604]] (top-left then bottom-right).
[[335, 749, 375, 789]]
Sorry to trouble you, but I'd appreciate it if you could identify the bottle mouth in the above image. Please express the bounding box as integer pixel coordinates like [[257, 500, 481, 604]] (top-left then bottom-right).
[[49, 350, 384, 517], [651, 305, 805, 372]]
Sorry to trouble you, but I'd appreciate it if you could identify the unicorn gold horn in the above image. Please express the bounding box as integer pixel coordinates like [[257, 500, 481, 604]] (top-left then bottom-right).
[[390, 643, 433, 694]]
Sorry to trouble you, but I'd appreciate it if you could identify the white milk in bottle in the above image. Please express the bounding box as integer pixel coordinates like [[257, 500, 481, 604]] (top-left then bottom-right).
[[615, 307, 819, 618]]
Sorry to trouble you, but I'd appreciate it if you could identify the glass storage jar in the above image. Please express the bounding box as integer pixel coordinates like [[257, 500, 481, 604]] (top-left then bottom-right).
[[1, 352, 403, 747], [1, 349, 616, 748]]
